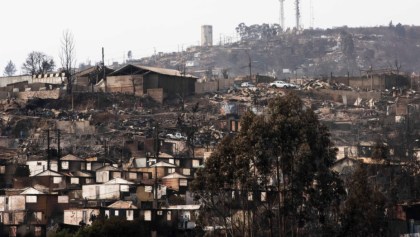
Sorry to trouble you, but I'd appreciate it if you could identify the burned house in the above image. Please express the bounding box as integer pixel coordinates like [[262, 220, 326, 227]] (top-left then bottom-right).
[[74, 66, 114, 92], [103, 64, 198, 99]]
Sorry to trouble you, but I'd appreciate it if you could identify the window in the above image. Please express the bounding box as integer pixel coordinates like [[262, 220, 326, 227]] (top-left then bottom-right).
[[145, 186, 153, 193], [157, 210, 163, 215], [120, 185, 129, 192], [126, 210, 133, 221], [180, 179, 188, 186], [53, 177, 62, 184], [82, 211, 87, 223], [168, 168, 175, 174], [9, 226, 16, 237], [192, 160, 200, 168], [261, 192, 267, 202], [114, 210, 119, 216], [61, 161, 69, 170], [34, 226, 42, 237], [105, 210, 110, 218], [138, 141, 144, 151], [183, 169, 191, 176], [169, 159, 174, 164], [129, 172, 137, 180], [71, 178, 79, 184], [58, 196, 69, 203], [0, 166, 5, 174], [143, 173, 150, 180], [112, 172, 121, 178], [144, 210, 151, 221], [34, 212, 43, 221], [167, 211, 171, 221], [86, 163, 92, 170], [26, 196, 37, 203], [248, 192, 253, 201]]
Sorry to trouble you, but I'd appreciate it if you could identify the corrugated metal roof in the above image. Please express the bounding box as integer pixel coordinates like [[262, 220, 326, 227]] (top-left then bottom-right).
[[33, 170, 63, 177], [20, 187, 44, 195], [151, 161, 177, 168], [105, 178, 134, 185], [85, 157, 98, 162], [110, 64, 197, 79], [71, 171, 94, 177], [61, 154, 84, 161]]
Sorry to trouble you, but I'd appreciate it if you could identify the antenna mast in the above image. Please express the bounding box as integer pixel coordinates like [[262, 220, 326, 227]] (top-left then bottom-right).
[[295, 0, 300, 30], [310, 0, 314, 29]]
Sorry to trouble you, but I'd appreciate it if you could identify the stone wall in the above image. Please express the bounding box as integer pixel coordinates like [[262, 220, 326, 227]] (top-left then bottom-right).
[[312, 89, 381, 105], [56, 120, 96, 135], [15, 89, 62, 100]]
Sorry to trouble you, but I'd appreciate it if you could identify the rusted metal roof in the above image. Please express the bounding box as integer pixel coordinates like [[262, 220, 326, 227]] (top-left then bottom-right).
[[107, 200, 137, 209]]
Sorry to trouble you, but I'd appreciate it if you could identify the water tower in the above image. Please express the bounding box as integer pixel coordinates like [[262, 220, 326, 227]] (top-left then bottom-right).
[[201, 25, 213, 47]]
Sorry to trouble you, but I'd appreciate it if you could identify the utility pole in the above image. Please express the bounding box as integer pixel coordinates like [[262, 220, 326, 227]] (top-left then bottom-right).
[[56, 129, 61, 159], [47, 129, 50, 170], [102, 47, 106, 92], [245, 50, 252, 83]]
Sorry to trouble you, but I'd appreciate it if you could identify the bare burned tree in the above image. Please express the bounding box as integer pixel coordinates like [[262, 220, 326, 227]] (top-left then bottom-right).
[[59, 29, 76, 94]]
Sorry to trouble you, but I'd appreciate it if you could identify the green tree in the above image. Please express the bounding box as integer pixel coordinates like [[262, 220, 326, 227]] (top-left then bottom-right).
[[3, 60, 17, 76], [193, 93, 344, 236], [339, 166, 387, 237], [74, 217, 151, 237]]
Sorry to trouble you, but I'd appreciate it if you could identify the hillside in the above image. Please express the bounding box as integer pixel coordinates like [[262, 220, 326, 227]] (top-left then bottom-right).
[[131, 24, 420, 80]]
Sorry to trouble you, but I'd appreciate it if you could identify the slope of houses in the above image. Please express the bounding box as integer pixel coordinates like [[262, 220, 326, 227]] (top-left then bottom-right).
[[0, 134, 203, 237]]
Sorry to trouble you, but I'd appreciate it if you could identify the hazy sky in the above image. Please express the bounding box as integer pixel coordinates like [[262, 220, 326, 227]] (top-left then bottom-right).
[[1, 0, 420, 74]]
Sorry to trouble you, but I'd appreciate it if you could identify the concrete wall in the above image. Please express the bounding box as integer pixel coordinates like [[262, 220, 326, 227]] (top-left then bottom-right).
[[0, 196, 25, 211], [64, 209, 100, 226], [0, 76, 32, 87], [195, 78, 235, 94], [82, 184, 120, 200], [26, 161, 58, 176], [332, 75, 409, 90], [56, 121, 95, 135], [32, 75, 63, 85], [312, 89, 381, 104]]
